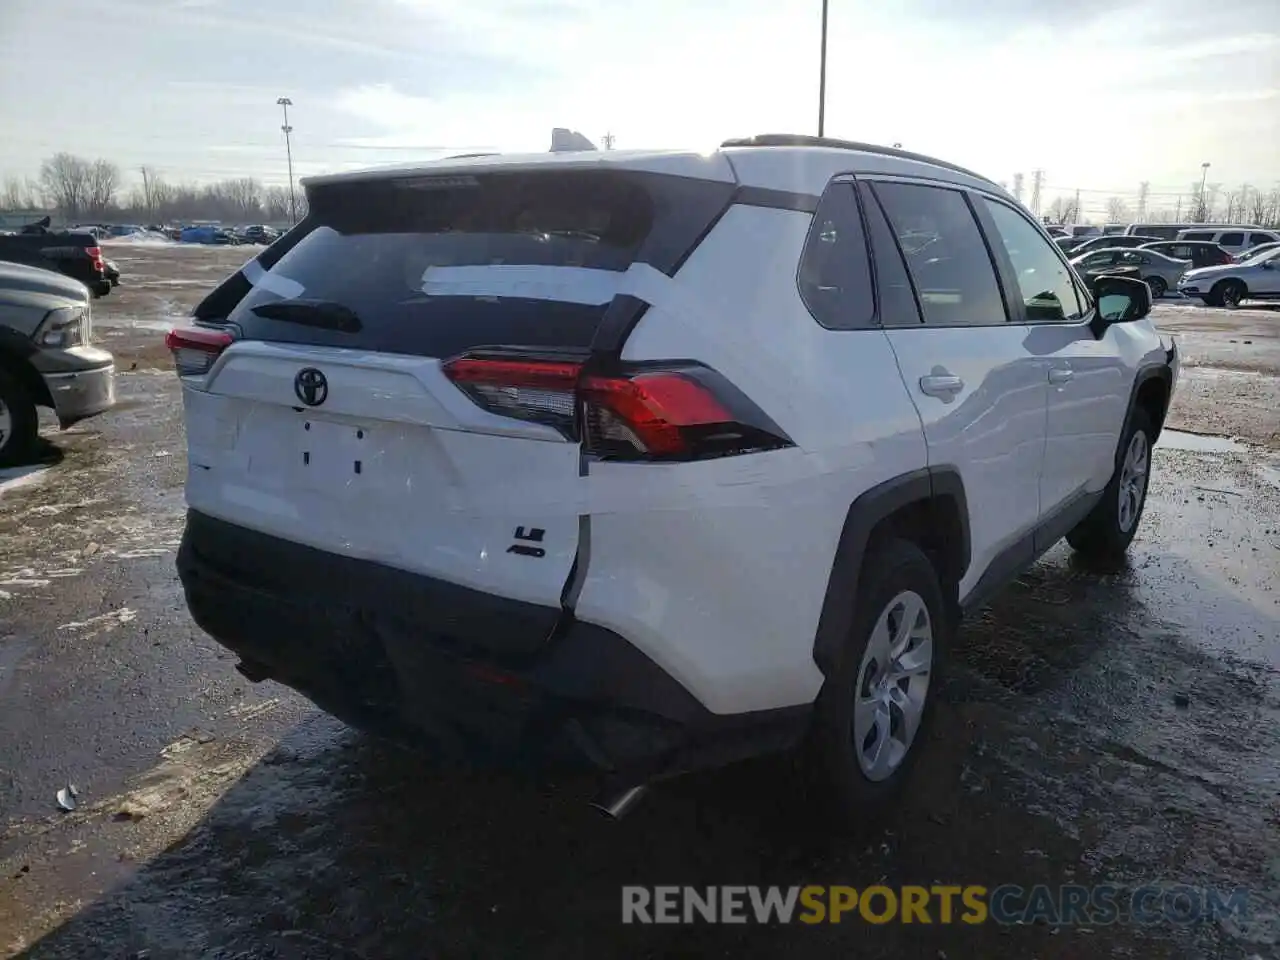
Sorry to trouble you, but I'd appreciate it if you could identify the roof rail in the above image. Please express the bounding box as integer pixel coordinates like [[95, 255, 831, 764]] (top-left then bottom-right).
[[719, 134, 996, 187]]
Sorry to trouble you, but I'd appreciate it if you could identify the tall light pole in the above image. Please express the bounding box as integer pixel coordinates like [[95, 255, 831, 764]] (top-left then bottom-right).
[[817, 0, 829, 137], [1198, 161, 1211, 222], [277, 97, 297, 225]]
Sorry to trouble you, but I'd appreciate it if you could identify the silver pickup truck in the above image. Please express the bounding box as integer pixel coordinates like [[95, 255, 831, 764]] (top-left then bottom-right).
[[0, 260, 115, 466]]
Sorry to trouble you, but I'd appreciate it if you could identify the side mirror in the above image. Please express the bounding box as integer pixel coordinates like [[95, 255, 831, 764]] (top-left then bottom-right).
[[1089, 274, 1151, 337]]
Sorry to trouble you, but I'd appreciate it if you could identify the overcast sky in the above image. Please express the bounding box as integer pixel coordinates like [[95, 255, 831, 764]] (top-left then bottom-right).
[[1, 0, 1276, 208]]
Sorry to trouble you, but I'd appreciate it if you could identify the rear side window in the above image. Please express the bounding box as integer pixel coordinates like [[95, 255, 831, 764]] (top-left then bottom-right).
[[1219, 232, 1244, 246], [797, 183, 875, 329], [221, 171, 733, 358], [870, 182, 1007, 327], [981, 198, 1084, 322], [1182, 231, 1213, 241], [1250, 232, 1276, 246], [857, 182, 923, 327]]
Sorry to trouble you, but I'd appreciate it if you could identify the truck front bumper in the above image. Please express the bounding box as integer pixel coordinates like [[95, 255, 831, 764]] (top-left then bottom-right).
[[43, 362, 115, 427]]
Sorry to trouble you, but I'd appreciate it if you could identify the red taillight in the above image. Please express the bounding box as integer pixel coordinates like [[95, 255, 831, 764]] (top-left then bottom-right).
[[442, 354, 791, 460], [85, 245, 105, 272], [165, 325, 234, 377]]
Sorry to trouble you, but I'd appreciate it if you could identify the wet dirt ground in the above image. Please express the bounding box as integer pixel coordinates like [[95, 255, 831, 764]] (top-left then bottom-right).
[[1, 246, 1278, 959]]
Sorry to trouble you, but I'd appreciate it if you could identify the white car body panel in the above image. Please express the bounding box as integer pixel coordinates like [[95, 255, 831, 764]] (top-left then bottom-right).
[[883, 325, 1047, 600], [181, 342, 581, 608], [574, 205, 926, 713], [1179, 249, 1280, 299]]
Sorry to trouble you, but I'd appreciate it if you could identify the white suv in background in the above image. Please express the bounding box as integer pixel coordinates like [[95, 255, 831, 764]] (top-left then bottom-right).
[[167, 135, 1178, 818]]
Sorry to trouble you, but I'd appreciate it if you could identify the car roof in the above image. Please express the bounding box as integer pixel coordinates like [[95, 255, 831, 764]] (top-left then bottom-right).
[[302, 134, 1009, 202]]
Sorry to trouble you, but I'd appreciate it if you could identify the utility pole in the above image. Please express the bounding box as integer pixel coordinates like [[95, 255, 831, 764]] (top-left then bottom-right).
[[277, 97, 297, 226], [1030, 169, 1043, 216], [140, 166, 152, 220], [1174, 195, 1182, 220], [1073, 188, 1081, 223], [601, 132, 616, 150], [1137, 181, 1149, 220], [1012, 172, 1024, 203], [817, 0, 829, 136], [1197, 161, 1210, 223]]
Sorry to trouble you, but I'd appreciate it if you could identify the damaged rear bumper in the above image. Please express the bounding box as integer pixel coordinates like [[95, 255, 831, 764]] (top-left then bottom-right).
[[177, 510, 808, 781]]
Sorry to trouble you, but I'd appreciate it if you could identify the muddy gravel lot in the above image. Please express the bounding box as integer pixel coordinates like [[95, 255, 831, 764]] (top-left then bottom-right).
[[1, 244, 1278, 959]]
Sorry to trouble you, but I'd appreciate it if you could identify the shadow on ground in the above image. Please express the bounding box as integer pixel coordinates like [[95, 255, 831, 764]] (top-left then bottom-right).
[[11, 548, 1254, 960]]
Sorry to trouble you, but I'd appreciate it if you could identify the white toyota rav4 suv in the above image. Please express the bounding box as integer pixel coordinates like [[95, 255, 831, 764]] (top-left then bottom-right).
[[168, 135, 1178, 817]]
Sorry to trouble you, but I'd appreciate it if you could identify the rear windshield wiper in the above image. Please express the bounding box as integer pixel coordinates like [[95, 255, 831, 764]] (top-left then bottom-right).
[[250, 298, 362, 332]]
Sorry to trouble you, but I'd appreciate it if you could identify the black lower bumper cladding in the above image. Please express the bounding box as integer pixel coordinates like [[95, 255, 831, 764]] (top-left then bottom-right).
[[177, 511, 807, 781]]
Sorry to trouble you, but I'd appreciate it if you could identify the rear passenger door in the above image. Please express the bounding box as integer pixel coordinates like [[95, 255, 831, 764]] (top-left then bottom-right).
[[862, 179, 1048, 600], [979, 197, 1129, 530]]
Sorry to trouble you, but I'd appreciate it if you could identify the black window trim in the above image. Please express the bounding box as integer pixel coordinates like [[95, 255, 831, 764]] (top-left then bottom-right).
[[854, 174, 1016, 330], [974, 191, 1097, 329]]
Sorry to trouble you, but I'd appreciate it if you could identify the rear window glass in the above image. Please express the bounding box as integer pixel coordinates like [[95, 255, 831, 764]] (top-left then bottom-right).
[[1249, 233, 1275, 245], [1181, 231, 1213, 241], [223, 171, 732, 357], [1219, 232, 1244, 246]]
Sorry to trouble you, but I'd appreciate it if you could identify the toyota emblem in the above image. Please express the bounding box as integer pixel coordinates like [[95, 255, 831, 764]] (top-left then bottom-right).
[[294, 367, 328, 406]]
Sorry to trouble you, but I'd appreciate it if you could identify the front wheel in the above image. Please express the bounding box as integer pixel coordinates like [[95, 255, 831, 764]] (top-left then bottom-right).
[[807, 538, 946, 820], [1146, 276, 1167, 299], [0, 368, 39, 468], [1208, 279, 1245, 307], [1067, 407, 1154, 561]]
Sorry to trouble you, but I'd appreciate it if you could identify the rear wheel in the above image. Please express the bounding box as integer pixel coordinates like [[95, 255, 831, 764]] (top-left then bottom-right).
[[0, 368, 39, 468], [1067, 407, 1154, 561], [807, 538, 946, 819], [1208, 279, 1245, 307], [1145, 276, 1167, 299]]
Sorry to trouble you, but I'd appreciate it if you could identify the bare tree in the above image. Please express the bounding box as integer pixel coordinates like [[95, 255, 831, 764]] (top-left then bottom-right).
[[1046, 196, 1078, 225], [222, 178, 263, 220], [1, 176, 42, 210], [1104, 197, 1129, 223], [139, 165, 164, 220], [1249, 187, 1269, 225], [40, 152, 91, 219], [1267, 188, 1280, 229], [85, 159, 120, 215]]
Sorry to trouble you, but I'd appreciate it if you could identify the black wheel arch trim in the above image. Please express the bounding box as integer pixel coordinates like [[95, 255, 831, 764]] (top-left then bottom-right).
[[1120, 362, 1173, 455], [812, 466, 970, 677]]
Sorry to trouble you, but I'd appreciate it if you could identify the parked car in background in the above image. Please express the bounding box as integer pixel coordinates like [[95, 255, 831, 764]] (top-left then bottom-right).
[[239, 224, 280, 245], [0, 260, 116, 465], [1139, 240, 1234, 270], [1235, 240, 1280, 262], [1179, 245, 1280, 306], [1071, 247, 1190, 298], [1123, 223, 1204, 241], [179, 225, 242, 245], [1175, 227, 1279, 257], [1055, 236, 1086, 254], [1067, 235, 1163, 257], [1101, 224, 1128, 236], [0, 221, 112, 297], [1044, 225, 1068, 238], [1062, 224, 1102, 238]]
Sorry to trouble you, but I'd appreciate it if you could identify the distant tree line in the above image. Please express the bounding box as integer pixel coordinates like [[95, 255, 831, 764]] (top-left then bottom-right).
[[1042, 184, 1280, 228], [1, 152, 305, 225]]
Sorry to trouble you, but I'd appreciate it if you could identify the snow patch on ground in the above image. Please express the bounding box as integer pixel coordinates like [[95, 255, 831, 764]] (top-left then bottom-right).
[[0, 466, 51, 501]]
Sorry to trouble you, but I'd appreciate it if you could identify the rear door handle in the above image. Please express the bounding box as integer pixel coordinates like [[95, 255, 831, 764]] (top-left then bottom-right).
[[919, 373, 965, 401], [1048, 367, 1074, 385]]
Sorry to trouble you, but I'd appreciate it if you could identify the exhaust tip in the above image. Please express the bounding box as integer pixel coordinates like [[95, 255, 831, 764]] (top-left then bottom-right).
[[590, 784, 648, 821]]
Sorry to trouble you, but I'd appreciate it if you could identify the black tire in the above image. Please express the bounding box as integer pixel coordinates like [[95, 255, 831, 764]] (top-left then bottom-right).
[[806, 538, 947, 820], [1208, 279, 1245, 308], [0, 367, 40, 468], [1067, 406, 1155, 561], [1145, 276, 1167, 299]]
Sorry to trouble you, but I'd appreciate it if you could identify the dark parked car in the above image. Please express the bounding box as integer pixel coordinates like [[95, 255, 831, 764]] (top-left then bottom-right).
[[239, 224, 280, 245], [1138, 240, 1235, 270], [0, 218, 112, 297], [1066, 235, 1163, 257], [104, 259, 120, 286], [0, 261, 115, 465]]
